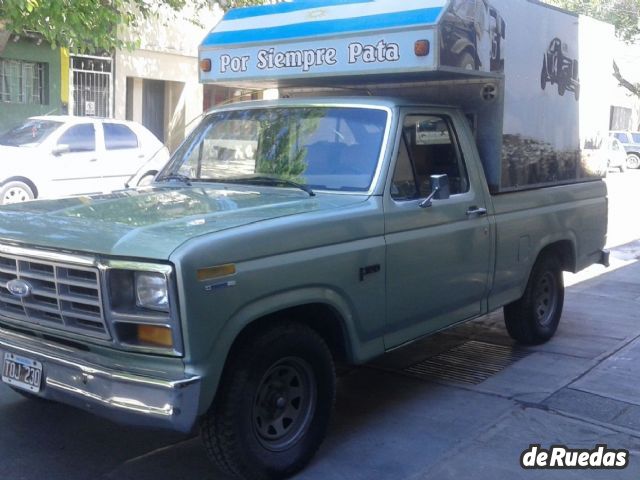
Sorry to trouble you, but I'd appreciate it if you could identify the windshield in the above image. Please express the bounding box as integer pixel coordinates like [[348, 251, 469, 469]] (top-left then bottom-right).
[[161, 106, 389, 192], [0, 119, 63, 147], [632, 133, 640, 144]]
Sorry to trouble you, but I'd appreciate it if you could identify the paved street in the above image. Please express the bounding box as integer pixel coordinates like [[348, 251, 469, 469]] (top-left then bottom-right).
[[2, 171, 640, 479]]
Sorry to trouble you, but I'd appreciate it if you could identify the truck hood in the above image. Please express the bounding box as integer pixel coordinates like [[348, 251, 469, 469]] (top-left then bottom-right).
[[0, 186, 366, 259]]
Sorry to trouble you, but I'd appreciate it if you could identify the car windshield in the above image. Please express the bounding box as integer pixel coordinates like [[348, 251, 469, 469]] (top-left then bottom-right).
[[0, 119, 63, 147], [632, 133, 640, 143], [160, 106, 389, 193]]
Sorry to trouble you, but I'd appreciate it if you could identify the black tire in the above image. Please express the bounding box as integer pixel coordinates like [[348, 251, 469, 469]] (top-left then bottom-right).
[[504, 254, 564, 345], [201, 322, 336, 480], [627, 154, 640, 170], [558, 81, 566, 96], [137, 173, 157, 186], [574, 83, 580, 101], [0, 181, 35, 205], [540, 56, 548, 90], [457, 52, 476, 71]]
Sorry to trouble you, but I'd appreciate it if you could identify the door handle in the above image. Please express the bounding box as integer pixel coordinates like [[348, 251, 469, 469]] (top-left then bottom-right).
[[466, 206, 488, 216], [89, 158, 98, 162]]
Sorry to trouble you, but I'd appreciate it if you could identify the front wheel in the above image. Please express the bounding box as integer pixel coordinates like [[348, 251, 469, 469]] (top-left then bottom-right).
[[201, 323, 335, 480], [540, 55, 548, 90], [504, 254, 565, 345], [0, 181, 34, 205], [627, 154, 640, 170]]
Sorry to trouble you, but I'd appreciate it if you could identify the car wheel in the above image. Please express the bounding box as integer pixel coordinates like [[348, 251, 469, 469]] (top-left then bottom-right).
[[558, 81, 566, 96], [201, 322, 335, 480], [137, 173, 157, 186], [627, 154, 640, 170], [457, 52, 476, 70], [0, 181, 35, 205], [504, 254, 564, 345], [540, 55, 548, 90]]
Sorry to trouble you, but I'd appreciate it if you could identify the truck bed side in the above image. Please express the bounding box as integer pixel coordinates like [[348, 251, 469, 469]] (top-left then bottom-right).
[[488, 180, 608, 311]]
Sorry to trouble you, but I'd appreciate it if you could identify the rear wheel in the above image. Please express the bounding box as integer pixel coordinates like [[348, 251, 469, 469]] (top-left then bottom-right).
[[0, 181, 34, 205], [627, 154, 640, 170], [457, 52, 476, 70], [201, 322, 335, 480], [504, 254, 564, 345], [137, 173, 157, 186]]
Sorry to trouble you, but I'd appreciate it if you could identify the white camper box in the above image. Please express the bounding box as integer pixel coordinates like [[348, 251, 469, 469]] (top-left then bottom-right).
[[199, 0, 615, 192]]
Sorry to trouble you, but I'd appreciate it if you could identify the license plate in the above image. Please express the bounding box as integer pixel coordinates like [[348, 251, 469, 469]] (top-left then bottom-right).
[[2, 353, 43, 393]]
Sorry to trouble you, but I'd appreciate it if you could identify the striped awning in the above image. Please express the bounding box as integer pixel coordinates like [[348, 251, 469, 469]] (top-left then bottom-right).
[[202, 0, 449, 48]]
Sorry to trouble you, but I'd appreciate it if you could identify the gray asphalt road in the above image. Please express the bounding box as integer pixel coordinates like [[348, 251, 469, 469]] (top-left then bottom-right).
[[2, 171, 640, 479]]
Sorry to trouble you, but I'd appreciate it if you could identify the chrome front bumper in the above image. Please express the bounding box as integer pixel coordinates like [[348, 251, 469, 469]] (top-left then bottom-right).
[[0, 327, 201, 432]]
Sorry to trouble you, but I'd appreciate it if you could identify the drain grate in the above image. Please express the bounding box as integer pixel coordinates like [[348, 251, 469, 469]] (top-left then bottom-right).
[[402, 340, 530, 385]]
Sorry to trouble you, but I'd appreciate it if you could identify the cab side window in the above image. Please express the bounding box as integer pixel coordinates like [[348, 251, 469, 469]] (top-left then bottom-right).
[[391, 115, 469, 200]]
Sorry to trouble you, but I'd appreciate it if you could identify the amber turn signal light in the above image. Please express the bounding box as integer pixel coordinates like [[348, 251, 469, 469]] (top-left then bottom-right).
[[414, 40, 430, 57], [137, 325, 173, 348], [200, 58, 212, 72], [197, 263, 236, 281]]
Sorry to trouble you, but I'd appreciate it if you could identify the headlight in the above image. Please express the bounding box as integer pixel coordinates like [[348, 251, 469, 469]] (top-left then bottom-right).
[[106, 263, 182, 355], [135, 271, 169, 311]]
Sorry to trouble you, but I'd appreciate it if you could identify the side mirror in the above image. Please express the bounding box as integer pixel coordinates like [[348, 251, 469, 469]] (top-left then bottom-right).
[[419, 174, 451, 208], [52, 144, 71, 156]]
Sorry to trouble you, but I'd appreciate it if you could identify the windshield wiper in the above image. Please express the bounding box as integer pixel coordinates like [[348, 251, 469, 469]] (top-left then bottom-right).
[[221, 176, 315, 197], [158, 173, 192, 186]]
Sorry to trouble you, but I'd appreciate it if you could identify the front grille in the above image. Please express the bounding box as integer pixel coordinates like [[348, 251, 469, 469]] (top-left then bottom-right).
[[0, 252, 109, 339]]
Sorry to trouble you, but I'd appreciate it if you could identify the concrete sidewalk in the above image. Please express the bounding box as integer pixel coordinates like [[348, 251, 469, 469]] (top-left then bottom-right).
[[1, 243, 639, 480]]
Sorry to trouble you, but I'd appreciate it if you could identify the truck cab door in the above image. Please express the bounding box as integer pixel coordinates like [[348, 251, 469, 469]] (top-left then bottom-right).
[[383, 111, 492, 349]]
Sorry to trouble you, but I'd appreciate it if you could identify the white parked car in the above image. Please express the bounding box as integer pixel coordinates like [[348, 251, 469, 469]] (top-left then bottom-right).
[[603, 136, 628, 173], [0, 116, 169, 204]]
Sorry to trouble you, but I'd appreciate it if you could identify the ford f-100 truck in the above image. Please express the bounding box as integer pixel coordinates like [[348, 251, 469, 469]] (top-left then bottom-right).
[[0, 1, 612, 479]]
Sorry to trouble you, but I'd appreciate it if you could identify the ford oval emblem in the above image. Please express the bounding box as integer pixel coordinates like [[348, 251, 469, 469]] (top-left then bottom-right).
[[6, 279, 33, 299]]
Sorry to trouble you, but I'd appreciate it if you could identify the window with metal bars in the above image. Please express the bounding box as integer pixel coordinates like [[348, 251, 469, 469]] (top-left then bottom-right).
[[0, 59, 48, 105]]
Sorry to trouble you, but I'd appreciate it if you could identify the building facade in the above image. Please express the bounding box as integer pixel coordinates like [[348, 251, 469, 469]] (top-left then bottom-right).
[[114, 6, 221, 152], [0, 32, 65, 132], [611, 39, 640, 132]]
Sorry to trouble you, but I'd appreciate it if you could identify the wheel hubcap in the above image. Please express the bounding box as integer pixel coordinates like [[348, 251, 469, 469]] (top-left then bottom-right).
[[253, 357, 316, 452], [3, 187, 29, 204], [534, 272, 558, 326], [628, 156, 639, 169]]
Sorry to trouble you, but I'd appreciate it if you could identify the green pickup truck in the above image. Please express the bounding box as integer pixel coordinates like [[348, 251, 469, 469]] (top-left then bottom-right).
[[0, 97, 608, 479], [0, 1, 613, 479]]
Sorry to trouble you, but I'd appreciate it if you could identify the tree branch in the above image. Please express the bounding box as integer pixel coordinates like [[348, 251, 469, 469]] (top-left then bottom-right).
[[613, 60, 640, 98]]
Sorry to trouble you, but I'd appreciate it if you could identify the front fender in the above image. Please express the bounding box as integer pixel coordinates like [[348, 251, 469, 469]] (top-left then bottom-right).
[[194, 286, 383, 416]]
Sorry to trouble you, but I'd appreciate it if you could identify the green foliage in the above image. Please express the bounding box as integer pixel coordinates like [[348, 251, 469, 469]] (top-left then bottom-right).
[[544, 0, 640, 41], [0, 0, 276, 53], [257, 109, 325, 182]]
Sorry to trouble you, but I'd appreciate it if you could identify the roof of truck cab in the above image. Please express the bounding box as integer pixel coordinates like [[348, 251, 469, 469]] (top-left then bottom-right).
[[201, 0, 450, 48]]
